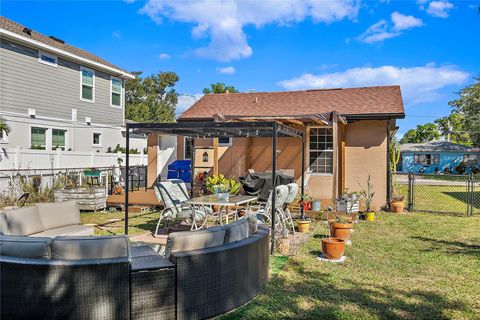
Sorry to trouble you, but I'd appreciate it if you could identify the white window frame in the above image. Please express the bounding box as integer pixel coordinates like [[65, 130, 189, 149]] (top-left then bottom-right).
[[110, 76, 122, 108], [80, 66, 95, 103], [51, 128, 67, 150], [218, 137, 232, 147], [464, 154, 480, 165], [38, 51, 58, 67], [414, 153, 439, 166], [308, 126, 334, 176], [30, 126, 48, 150], [92, 132, 102, 147]]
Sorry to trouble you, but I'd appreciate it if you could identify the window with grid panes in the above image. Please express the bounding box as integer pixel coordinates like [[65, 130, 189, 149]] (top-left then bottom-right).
[[309, 127, 333, 174]]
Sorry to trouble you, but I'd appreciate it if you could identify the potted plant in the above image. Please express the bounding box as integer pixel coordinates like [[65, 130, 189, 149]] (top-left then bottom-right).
[[321, 238, 345, 260], [206, 174, 241, 201], [389, 136, 405, 213], [359, 174, 375, 221], [331, 215, 353, 243], [297, 218, 312, 233], [391, 194, 405, 213], [300, 194, 312, 211]]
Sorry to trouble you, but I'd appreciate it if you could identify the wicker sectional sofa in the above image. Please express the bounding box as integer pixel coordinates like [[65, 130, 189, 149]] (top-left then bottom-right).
[[0, 200, 94, 237], [0, 208, 269, 320]]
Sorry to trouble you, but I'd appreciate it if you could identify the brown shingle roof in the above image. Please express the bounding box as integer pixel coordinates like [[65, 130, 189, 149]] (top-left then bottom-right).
[[0, 16, 131, 75], [180, 85, 405, 120]]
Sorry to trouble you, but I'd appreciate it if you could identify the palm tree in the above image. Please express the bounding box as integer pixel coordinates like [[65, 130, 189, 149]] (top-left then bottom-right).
[[0, 117, 11, 136]]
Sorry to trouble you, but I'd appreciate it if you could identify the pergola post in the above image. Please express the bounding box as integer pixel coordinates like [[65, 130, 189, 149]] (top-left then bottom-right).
[[270, 122, 277, 255], [301, 130, 305, 220], [190, 138, 195, 198], [124, 123, 130, 235], [213, 137, 219, 176]]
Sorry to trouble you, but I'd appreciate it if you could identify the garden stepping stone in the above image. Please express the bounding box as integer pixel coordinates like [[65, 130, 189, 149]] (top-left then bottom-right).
[[317, 254, 346, 263]]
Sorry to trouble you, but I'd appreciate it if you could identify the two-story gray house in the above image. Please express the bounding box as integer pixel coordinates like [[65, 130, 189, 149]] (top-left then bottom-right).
[[0, 16, 145, 152]]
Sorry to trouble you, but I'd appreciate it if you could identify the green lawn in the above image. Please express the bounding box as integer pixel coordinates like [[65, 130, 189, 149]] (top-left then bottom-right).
[[219, 213, 480, 320], [80, 210, 480, 319], [81, 210, 160, 236], [398, 184, 480, 215]]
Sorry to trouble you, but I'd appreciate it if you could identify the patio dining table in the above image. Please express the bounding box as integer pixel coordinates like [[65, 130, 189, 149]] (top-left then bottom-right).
[[185, 195, 258, 229]]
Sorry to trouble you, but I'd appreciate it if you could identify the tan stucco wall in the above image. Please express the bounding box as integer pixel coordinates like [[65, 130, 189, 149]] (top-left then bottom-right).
[[169, 120, 388, 209], [344, 120, 388, 210]]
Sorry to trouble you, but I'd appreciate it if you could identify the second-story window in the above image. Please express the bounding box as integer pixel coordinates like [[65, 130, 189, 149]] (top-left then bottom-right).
[[81, 67, 95, 102], [111, 77, 122, 107]]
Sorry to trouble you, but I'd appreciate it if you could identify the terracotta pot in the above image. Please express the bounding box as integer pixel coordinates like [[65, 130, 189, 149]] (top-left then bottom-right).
[[391, 200, 405, 213], [297, 220, 312, 233], [331, 223, 353, 242], [321, 238, 345, 259], [365, 212, 375, 221]]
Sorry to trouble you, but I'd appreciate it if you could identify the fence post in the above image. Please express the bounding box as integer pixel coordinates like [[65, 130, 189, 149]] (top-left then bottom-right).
[[467, 172, 473, 217], [407, 172, 414, 212]]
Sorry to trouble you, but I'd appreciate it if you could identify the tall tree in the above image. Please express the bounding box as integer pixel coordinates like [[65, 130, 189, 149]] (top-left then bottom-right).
[[125, 71, 179, 123], [434, 112, 472, 146], [448, 77, 480, 146], [400, 123, 440, 144], [203, 82, 238, 94]]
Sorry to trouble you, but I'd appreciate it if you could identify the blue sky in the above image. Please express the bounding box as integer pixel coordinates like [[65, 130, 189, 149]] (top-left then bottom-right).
[[2, 0, 479, 137]]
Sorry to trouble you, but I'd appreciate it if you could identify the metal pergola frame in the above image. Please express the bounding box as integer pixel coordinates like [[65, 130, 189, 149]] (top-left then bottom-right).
[[124, 121, 306, 254]]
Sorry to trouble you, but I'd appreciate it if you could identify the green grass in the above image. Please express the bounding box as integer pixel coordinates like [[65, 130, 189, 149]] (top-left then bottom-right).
[[80, 210, 480, 319], [81, 210, 160, 236], [219, 213, 480, 320], [398, 184, 480, 215]]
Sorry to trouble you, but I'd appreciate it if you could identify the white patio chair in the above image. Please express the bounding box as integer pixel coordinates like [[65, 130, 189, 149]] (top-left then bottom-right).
[[284, 183, 299, 235], [153, 181, 212, 234], [253, 185, 289, 237], [295, 168, 313, 195]]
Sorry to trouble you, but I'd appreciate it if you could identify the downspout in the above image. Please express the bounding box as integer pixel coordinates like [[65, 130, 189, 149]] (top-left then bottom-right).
[[386, 118, 391, 210]]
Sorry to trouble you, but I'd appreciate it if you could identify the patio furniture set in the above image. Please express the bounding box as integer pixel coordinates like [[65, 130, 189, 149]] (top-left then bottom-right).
[[153, 179, 299, 238], [0, 200, 270, 319]]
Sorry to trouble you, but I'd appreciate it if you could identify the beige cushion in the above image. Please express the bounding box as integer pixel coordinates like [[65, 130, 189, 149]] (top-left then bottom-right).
[[30, 225, 94, 237], [51, 235, 129, 260], [0, 235, 52, 259], [0, 213, 8, 235], [224, 218, 249, 243], [1, 206, 44, 236], [165, 226, 226, 257], [245, 212, 259, 235], [36, 201, 80, 230]]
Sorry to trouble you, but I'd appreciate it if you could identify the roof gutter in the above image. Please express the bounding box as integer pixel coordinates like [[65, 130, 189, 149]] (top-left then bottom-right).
[[344, 113, 405, 120], [0, 28, 135, 80]]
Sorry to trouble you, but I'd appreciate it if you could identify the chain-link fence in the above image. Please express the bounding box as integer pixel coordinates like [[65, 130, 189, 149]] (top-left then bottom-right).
[[392, 172, 480, 216]]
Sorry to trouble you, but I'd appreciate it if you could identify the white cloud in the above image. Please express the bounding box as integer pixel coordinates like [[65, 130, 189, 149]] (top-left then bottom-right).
[[357, 20, 400, 43], [278, 64, 469, 104], [358, 12, 423, 43], [426, 1, 454, 18], [138, 0, 361, 61], [176, 93, 203, 116], [391, 12, 423, 31], [216, 66, 236, 74], [112, 30, 122, 39], [158, 53, 171, 60]]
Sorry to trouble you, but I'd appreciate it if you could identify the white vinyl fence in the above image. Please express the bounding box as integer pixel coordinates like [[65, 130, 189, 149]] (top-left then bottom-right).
[[0, 147, 147, 170]]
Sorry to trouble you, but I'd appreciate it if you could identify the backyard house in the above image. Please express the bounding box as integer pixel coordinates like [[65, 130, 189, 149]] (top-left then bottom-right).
[[0, 16, 146, 153], [147, 86, 405, 210], [400, 141, 480, 174]]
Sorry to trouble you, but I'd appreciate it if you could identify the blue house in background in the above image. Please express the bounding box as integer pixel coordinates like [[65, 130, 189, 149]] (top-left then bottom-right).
[[400, 141, 480, 174]]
